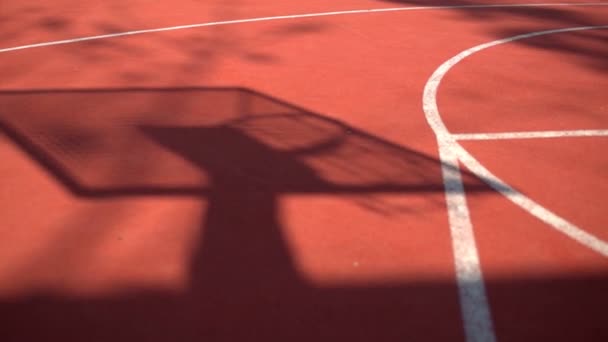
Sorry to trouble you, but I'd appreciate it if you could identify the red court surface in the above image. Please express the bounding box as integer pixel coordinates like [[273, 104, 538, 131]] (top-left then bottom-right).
[[1, 1, 607, 341]]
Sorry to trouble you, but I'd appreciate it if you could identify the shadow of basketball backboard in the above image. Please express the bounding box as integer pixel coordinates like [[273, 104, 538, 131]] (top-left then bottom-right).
[[0, 87, 489, 197], [0, 87, 494, 341], [1, 88, 608, 341]]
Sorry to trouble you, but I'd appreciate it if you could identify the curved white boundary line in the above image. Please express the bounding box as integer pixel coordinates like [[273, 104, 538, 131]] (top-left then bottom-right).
[[1, 3, 608, 53], [424, 25, 608, 342]]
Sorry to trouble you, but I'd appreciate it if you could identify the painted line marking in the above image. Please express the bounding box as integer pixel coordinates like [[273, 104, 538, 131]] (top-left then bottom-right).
[[424, 26, 608, 342], [437, 141, 497, 342], [424, 61, 498, 342], [2, 2, 608, 53], [453, 129, 608, 140]]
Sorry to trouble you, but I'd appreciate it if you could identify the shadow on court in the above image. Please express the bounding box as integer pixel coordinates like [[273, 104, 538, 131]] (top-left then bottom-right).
[[0, 88, 606, 341], [380, 0, 608, 71]]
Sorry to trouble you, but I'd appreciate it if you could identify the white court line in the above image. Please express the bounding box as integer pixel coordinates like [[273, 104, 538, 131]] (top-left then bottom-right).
[[1, 3, 608, 53], [435, 139, 497, 342], [453, 129, 608, 140], [424, 25, 608, 342]]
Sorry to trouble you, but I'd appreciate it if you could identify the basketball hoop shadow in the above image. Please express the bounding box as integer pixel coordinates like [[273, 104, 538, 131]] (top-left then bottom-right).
[[0, 87, 494, 341]]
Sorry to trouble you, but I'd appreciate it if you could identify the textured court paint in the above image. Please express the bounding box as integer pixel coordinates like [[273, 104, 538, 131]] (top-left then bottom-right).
[[2, 4, 607, 342], [1, 3, 608, 53], [453, 129, 608, 140], [423, 25, 608, 342]]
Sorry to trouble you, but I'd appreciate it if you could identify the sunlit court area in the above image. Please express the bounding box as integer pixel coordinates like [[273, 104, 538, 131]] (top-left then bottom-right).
[[1, 1, 607, 341]]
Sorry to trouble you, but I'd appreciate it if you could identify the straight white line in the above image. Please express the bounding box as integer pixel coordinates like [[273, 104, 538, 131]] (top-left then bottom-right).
[[2, 3, 608, 53], [454, 142, 608, 258], [453, 129, 608, 140], [437, 142, 497, 342], [424, 59, 498, 342]]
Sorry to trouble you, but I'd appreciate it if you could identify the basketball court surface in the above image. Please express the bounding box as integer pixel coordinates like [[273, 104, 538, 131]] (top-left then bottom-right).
[[1, 1, 607, 341]]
